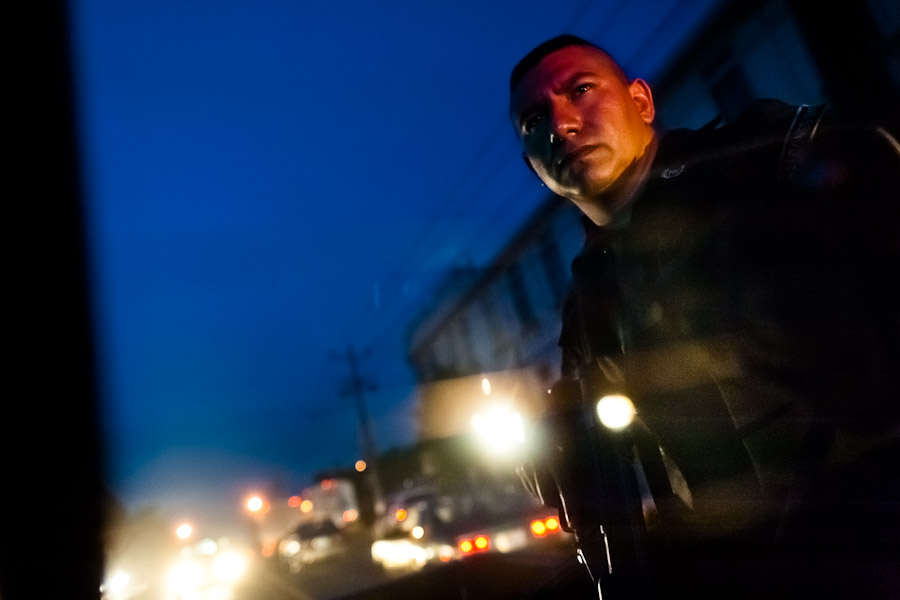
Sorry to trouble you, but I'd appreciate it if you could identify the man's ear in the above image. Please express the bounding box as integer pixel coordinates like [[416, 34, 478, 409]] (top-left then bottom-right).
[[629, 78, 655, 124]]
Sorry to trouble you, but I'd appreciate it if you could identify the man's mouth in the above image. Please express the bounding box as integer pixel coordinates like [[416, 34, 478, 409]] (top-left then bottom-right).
[[558, 145, 598, 169]]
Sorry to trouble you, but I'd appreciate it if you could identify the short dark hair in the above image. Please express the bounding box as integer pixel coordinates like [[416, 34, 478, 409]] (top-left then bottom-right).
[[509, 34, 620, 92]]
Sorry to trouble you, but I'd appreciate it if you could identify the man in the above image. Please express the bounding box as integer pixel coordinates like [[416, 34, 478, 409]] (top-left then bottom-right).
[[511, 35, 899, 598]]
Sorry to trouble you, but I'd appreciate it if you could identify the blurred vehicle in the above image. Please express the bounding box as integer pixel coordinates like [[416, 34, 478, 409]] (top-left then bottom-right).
[[371, 491, 456, 571], [371, 526, 456, 571], [277, 520, 345, 572], [369, 487, 569, 571], [166, 537, 251, 600], [254, 477, 362, 560], [456, 513, 566, 558], [299, 478, 360, 530]]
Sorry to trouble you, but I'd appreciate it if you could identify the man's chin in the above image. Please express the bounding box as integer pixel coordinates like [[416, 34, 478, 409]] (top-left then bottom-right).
[[556, 178, 616, 202]]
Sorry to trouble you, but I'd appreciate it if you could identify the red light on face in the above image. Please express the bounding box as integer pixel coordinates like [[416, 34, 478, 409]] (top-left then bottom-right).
[[395, 508, 408, 522], [288, 496, 301, 508]]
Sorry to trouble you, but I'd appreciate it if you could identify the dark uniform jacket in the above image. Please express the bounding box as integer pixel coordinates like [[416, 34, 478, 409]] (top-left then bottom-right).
[[554, 99, 899, 595]]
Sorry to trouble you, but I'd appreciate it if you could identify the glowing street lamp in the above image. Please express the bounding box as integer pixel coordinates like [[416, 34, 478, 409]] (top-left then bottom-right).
[[176, 522, 193, 540], [244, 494, 267, 555], [246, 495, 268, 515]]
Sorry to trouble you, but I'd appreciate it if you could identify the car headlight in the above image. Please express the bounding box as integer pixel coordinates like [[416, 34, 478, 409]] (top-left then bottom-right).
[[212, 551, 247, 583], [281, 539, 301, 557], [169, 560, 204, 592], [101, 570, 131, 599]]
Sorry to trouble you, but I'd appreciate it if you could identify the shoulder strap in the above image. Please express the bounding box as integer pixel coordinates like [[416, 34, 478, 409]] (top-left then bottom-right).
[[778, 103, 828, 183]]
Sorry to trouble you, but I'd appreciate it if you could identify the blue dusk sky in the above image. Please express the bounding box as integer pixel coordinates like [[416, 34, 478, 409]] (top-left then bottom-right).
[[69, 0, 720, 532]]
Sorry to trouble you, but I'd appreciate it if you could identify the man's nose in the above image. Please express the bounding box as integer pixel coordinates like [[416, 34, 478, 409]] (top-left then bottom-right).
[[549, 102, 580, 146]]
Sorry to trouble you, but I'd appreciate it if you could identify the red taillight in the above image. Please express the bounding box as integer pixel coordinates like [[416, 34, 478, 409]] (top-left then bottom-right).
[[531, 516, 562, 537], [459, 535, 490, 554]]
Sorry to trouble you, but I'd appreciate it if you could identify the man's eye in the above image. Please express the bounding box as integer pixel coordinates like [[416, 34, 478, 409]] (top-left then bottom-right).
[[574, 83, 593, 96], [523, 114, 544, 134]]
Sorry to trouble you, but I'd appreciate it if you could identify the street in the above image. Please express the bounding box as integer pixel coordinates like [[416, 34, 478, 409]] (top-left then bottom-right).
[[233, 533, 598, 600]]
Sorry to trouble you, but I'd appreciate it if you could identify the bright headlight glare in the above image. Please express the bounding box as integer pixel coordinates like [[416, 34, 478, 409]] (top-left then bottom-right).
[[169, 560, 203, 591], [213, 551, 246, 583], [198, 538, 218, 555], [471, 406, 525, 455], [596, 394, 635, 430], [105, 571, 130, 595]]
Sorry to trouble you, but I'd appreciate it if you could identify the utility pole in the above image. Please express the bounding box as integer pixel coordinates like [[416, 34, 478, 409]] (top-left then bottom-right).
[[331, 345, 385, 520]]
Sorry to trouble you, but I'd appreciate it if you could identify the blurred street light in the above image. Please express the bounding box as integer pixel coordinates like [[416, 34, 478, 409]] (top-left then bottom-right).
[[472, 404, 525, 456], [244, 494, 267, 556], [596, 394, 636, 430], [175, 522, 193, 540], [246, 496, 265, 514]]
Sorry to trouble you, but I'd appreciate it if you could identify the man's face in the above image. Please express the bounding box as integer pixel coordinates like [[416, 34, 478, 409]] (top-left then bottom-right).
[[510, 45, 656, 218]]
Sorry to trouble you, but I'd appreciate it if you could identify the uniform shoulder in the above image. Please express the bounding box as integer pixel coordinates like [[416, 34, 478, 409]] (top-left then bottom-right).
[[705, 98, 814, 153], [655, 99, 827, 180]]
